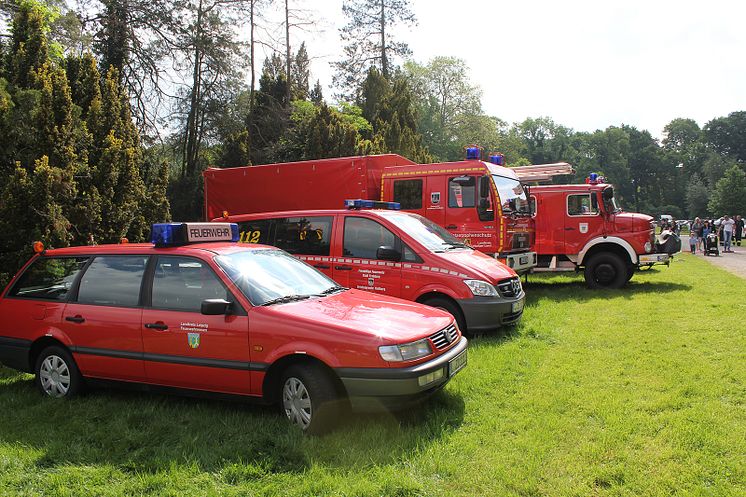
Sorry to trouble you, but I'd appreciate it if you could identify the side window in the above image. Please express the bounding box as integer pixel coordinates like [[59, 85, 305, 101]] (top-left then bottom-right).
[[77, 256, 148, 307], [448, 176, 476, 208], [8, 257, 88, 301], [273, 216, 333, 256], [393, 179, 423, 209], [402, 244, 422, 263], [343, 217, 397, 259], [568, 194, 598, 216], [237, 220, 272, 244], [151, 256, 228, 312], [529, 196, 537, 217]]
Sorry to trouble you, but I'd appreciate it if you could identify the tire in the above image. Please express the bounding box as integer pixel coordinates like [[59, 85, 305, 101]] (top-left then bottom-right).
[[584, 253, 628, 289], [34, 346, 83, 398], [421, 296, 467, 334], [625, 264, 635, 283], [280, 364, 340, 435]]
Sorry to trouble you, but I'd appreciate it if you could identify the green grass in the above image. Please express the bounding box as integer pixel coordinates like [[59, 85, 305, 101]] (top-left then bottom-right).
[[1, 254, 745, 496]]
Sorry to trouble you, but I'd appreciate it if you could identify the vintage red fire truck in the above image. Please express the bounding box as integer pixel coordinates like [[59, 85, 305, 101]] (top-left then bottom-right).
[[203, 151, 537, 273], [516, 170, 680, 288]]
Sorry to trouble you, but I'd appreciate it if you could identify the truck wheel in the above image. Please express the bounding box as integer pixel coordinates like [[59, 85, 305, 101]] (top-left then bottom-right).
[[35, 346, 83, 398], [280, 364, 339, 435], [625, 264, 635, 283], [584, 253, 627, 289], [421, 296, 467, 334]]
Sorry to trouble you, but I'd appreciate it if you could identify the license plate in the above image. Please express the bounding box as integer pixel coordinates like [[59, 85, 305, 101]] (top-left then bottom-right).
[[449, 350, 467, 377], [519, 256, 528, 265], [512, 299, 525, 313]]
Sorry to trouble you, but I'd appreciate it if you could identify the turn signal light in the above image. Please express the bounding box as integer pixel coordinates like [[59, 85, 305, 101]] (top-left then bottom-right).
[[33, 241, 44, 253]]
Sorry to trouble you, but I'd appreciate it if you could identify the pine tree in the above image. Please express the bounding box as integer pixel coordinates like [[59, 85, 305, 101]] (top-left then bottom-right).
[[291, 42, 310, 100], [66, 52, 102, 118], [6, 0, 52, 90], [309, 79, 323, 104]]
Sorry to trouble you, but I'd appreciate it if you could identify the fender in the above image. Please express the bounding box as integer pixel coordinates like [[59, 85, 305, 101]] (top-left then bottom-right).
[[413, 282, 465, 302], [263, 340, 341, 369], [577, 236, 637, 266], [31, 325, 74, 348]]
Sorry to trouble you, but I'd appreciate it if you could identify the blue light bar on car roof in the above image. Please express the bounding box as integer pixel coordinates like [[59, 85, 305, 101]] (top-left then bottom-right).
[[151, 222, 239, 247], [344, 199, 401, 210], [488, 154, 505, 166]]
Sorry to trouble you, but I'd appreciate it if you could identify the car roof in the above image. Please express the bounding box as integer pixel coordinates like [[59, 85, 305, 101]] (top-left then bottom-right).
[[222, 209, 403, 221], [41, 241, 276, 257]]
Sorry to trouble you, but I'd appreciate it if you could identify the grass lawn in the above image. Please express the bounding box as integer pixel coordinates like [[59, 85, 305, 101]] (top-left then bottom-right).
[[1, 253, 744, 496]]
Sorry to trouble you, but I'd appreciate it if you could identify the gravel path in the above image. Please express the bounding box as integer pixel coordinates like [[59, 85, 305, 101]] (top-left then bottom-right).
[[686, 244, 746, 279]]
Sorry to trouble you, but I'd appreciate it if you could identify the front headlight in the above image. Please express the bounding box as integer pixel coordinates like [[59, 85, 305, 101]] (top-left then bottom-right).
[[644, 241, 652, 253], [379, 339, 432, 362], [464, 279, 498, 297]]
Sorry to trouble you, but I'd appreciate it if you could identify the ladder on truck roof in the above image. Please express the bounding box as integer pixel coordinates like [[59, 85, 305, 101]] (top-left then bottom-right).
[[510, 162, 575, 183]]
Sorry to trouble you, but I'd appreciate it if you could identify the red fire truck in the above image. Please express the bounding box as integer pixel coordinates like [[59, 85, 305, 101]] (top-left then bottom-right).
[[514, 168, 680, 289], [203, 151, 537, 273]]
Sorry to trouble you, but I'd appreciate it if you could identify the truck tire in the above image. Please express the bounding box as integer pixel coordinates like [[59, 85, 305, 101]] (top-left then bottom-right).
[[625, 264, 635, 283], [421, 296, 467, 335], [280, 364, 340, 435], [584, 253, 627, 289]]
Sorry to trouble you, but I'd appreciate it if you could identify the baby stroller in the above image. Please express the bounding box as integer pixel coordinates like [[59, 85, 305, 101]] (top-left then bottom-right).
[[704, 232, 719, 256]]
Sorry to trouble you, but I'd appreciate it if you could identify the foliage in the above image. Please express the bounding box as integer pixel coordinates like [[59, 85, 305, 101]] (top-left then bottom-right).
[[708, 164, 746, 215]]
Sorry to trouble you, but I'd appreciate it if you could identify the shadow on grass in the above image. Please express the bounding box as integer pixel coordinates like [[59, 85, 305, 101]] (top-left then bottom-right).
[[0, 368, 464, 476]]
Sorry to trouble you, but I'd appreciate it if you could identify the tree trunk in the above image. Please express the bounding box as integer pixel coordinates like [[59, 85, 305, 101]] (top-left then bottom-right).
[[249, 0, 255, 111], [285, 0, 291, 102], [379, 0, 387, 78], [184, 0, 204, 178]]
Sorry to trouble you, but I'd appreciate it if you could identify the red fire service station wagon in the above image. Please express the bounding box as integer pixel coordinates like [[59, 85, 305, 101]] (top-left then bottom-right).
[[0, 223, 468, 434], [213, 200, 526, 333]]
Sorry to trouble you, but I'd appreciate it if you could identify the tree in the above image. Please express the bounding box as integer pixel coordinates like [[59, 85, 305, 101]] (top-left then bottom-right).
[[704, 111, 746, 163], [708, 164, 746, 216], [686, 173, 710, 218], [333, 0, 416, 98]]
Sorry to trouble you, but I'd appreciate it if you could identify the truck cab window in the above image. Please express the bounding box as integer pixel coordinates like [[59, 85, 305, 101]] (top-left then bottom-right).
[[393, 179, 423, 209], [448, 176, 476, 208], [343, 217, 397, 259], [477, 176, 494, 221], [567, 194, 598, 216]]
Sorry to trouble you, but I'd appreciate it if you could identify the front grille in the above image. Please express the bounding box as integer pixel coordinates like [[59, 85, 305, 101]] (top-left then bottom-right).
[[429, 324, 458, 350], [501, 310, 523, 324], [496, 277, 522, 298]]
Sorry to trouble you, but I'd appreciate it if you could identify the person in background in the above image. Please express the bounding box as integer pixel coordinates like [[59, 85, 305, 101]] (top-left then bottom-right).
[[692, 217, 703, 251], [736, 215, 744, 247], [688, 227, 698, 254], [702, 221, 712, 250], [722, 215, 735, 252]]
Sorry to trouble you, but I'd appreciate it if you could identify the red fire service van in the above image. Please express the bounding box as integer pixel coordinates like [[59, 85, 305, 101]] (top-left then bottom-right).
[[213, 200, 526, 333], [203, 150, 537, 274], [0, 223, 467, 434], [523, 173, 681, 288]]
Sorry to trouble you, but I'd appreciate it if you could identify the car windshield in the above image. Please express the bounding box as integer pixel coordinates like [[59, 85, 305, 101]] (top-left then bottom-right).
[[603, 186, 622, 213], [215, 249, 340, 306], [492, 175, 530, 215], [377, 211, 470, 252]]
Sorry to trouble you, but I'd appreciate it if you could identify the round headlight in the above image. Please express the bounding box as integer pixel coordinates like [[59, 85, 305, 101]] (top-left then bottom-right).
[[644, 241, 652, 253]]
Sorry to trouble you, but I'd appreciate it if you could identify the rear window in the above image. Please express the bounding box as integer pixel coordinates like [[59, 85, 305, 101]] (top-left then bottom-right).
[[238, 219, 273, 244], [270, 217, 334, 256], [8, 257, 88, 301], [77, 256, 148, 307], [393, 179, 423, 209]]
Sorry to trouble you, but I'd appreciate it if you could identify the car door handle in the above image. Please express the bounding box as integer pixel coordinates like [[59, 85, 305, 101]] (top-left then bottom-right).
[[65, 315, 85, 323], [145, 322, 169, 331], [446, 224, 457, 229], [565, 227, 575, 230], [313, 264, 330, 269], [334, 265, 353, 271]]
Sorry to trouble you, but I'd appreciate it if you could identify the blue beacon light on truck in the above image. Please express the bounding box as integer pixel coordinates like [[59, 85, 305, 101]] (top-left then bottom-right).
[[151, 222, 239, 247]]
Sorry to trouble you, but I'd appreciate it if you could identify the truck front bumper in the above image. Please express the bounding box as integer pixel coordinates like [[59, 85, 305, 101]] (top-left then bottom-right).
[[456, 292, 525, 332], [499, 252, 537, 274], [337, 337, 467, 411], [638, 253, 671, 265]]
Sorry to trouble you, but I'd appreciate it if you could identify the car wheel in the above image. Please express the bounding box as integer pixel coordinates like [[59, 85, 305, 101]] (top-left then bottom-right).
[[584, 253, 627, 289], [35, 346, 83, 398], [625, 264, 635, 283], [280, 364, 339, 435], [422, 296, 467, 334]]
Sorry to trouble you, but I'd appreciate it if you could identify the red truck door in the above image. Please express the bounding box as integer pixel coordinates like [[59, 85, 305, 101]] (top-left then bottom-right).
[[564, 192, 604, 255], [444, 175, 496, 251], [333, 216, 401, 296]]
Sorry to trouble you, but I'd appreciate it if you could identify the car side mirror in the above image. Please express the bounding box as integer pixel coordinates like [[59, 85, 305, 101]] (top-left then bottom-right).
[[376, 245, 401, 262], [201, 298, 231, 315], [479, 198, 489, 210], [479, 177, 490, 197]]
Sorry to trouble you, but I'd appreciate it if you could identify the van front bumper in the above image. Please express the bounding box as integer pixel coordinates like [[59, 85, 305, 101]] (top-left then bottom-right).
[[456, 293, 525, 332], [336, 336, 467, 411]]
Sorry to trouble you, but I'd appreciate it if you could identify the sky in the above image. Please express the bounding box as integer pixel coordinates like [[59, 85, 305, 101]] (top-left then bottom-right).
[[276, 0, 746, 138]]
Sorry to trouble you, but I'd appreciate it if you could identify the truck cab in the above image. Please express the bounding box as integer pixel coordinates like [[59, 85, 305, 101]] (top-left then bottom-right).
[[530, 181, 678, 288], [381, 160, 536, 274]]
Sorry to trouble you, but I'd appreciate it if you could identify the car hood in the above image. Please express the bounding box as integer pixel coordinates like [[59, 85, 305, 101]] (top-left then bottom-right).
[[613, 212, 653, 232], [438, 249, 518, 282], [258, 289, 453, 343]]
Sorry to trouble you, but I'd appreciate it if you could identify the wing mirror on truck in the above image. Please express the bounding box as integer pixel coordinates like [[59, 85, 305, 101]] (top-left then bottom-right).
[[376, 245, 401, 262], [479, 176, 490, 198], [201, 298, 232, 315]]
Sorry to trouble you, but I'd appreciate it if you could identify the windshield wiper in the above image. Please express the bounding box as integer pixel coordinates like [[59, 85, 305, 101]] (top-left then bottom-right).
[[442, 241, 469, 249], [260, 294, 312, 306], [319, 285, 347, 295]]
